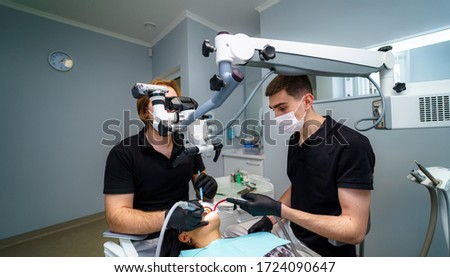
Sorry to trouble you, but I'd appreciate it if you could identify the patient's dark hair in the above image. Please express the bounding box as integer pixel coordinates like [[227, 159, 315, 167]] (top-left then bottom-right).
[[159, 229, 195, 257]]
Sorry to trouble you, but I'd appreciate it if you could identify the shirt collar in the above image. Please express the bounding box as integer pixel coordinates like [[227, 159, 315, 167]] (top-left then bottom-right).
[[138, 127, 152, 150], [308, 115, 341, 143], [138, 127, 184, 155], [289, 116, 332, 146]]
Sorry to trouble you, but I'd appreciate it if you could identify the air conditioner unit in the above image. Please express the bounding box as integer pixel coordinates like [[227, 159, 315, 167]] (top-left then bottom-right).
[[373, 79, 450, 129]]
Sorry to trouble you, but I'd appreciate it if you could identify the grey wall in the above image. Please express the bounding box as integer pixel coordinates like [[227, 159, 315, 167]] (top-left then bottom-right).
[[260, 0, 450, 256], [185, 19, 227, 178], [152, 20, 187, 79], [0, 6, 246, 239], [0, 6, 152, 239], [152, 17, 247, 178]]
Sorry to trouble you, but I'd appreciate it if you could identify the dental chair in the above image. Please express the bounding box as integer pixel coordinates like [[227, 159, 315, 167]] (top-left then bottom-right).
[[103, 174, 275, 257], [103, 215, 370, 257], [103, 230, 147, 257]]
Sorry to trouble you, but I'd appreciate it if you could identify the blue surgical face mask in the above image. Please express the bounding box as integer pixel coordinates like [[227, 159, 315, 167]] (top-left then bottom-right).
[[275, 98, 306, 134]]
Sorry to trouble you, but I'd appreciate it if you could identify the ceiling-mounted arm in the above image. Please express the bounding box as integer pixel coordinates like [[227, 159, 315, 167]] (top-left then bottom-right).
[[215, 32, 395, 76], [215, 32, 396, 94], [188, 32, 396, 127]]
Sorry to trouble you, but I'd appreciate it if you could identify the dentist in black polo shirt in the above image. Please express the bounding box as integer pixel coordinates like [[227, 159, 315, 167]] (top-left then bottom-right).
[[228, 75, 375, 257], [103, 79, 217, 256]]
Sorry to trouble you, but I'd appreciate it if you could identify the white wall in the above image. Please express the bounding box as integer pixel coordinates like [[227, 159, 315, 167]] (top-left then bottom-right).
[[260, 0, 450, 256]]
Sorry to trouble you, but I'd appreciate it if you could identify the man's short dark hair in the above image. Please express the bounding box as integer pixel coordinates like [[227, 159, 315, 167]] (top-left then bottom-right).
[[265, 75, 312, 99]]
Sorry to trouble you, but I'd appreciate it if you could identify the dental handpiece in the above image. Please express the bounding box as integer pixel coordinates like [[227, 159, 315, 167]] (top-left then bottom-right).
[[198, 170, 203, 201], [410, 170, 426, 183], [415, 160, 440, 187], [230, 197, 248, 201], [179, 201, 197, 211], [212, 198, 247, 211]]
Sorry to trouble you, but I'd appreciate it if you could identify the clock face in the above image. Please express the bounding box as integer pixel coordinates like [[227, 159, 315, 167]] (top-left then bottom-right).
[[48, 51, 73, 71]]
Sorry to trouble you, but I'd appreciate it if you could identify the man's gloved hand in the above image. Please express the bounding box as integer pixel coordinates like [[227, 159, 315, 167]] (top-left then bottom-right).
[[248, 216, 274, 234], [166, 200, 208, 231], [226, 193, 282, 217], [195, 173, 218, 199]]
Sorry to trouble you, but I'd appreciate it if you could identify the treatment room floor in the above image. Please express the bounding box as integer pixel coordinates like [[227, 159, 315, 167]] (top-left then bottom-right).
[[0, 215, 116, 257]]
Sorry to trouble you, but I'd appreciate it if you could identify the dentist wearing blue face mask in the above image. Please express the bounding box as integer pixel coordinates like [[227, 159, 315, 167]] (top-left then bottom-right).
[[228, 75, 375, 257]]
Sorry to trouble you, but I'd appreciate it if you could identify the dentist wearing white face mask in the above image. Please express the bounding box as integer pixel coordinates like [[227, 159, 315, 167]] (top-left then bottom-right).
[[274, 96, 308, 135], [228, 75, 375, 257]]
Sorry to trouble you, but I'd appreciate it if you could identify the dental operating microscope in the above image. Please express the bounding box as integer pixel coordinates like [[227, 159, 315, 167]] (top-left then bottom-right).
[[131, 83, 223, 168]]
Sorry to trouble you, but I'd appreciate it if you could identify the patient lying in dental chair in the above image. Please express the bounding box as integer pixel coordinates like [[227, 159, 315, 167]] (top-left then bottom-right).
[[160, 205, 295, 257]]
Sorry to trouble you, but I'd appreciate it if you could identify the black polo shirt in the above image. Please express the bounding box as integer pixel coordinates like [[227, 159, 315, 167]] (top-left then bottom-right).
[[103, 128, 205, 211], [287, 116, 375, 257]]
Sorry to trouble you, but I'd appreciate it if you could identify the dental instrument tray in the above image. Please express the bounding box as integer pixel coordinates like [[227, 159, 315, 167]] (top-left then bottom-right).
[[237, 183, 257, 195]]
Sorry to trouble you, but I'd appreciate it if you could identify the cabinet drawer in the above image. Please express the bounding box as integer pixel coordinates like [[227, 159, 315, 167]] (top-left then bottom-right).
[[223, 156, 264, 176]]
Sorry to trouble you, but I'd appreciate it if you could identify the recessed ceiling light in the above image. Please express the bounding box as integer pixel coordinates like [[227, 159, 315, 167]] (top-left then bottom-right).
[[368, 28, 450, 52]]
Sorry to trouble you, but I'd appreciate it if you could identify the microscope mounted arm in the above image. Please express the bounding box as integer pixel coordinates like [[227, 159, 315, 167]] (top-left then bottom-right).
[[184, 32, 396, 126], [214, 33, 395, 76]]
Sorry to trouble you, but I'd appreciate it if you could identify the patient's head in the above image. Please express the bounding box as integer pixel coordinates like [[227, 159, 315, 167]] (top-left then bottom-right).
[[161, 202, 222, 256], [178, 209, 221, 248]]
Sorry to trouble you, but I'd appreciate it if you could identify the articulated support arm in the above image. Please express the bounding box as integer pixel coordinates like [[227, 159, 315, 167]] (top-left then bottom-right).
[[190, 32, 396, 124]]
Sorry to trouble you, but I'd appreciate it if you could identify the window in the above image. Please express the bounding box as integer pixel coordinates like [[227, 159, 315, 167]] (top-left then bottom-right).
[[315, 28, 450, 100]]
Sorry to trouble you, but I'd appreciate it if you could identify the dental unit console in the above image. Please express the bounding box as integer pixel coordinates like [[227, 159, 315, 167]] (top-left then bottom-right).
[[132, 32, 450, 166], [407, 162, 450, 256]]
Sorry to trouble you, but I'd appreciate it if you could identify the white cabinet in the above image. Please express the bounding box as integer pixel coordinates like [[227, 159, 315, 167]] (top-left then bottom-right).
[[222, 149, 264, 176]]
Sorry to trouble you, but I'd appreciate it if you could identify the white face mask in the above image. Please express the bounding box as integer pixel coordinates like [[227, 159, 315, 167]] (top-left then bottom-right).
[[275, 99, 306, 134]]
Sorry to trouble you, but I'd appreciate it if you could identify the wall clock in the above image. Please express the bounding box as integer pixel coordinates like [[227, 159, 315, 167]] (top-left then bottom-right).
[[48, 50, 74, 72]]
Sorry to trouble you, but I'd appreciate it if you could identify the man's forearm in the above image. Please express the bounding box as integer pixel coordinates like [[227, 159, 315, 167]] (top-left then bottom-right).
[[279, 186, 292, 207], [107, 208, 165, 235], [281, 205, 367, 245]]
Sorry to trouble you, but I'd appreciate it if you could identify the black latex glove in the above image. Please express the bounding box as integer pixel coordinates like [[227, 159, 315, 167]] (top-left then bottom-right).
[[195, 173, 218, 199], [227, 193, 282, 217], [248, 216, 274, 234], [166, 200, 208, 231]]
